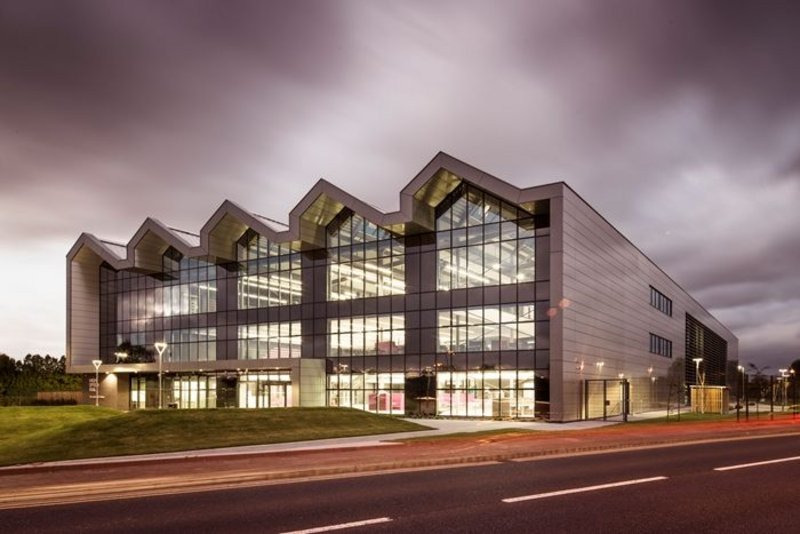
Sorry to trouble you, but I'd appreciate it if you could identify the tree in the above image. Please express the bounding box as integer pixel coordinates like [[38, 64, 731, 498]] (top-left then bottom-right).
[[747, 363, 773, 412], [0, 354, 81, 405]]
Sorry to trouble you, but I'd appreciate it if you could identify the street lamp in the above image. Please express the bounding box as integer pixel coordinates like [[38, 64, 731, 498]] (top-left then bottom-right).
[[154, 342, 168, 409], [737, 365, 745, 421], [692, 358, 704, 414], [779, 369, 789, 412], [91, 359, 102, 407]]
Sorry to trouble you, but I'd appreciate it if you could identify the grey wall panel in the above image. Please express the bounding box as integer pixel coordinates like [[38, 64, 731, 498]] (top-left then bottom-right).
[[547, 190, 565, 421], [558, 186, 738, 421], [68, 249, 102, 369]]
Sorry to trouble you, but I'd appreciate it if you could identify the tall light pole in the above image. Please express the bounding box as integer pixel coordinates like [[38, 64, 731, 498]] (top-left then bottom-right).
[[91, 359, 102, 407], [737, 365, 745, 421], [779, 369, 789, 412], [692, 358, 703, 414], [154, 342, 168, 409]]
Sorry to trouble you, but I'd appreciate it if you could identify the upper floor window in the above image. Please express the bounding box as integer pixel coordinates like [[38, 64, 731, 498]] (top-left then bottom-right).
[[327, 211, 405, 300], [238, 321, 302, 359], [162, 247, 183, 279], [329, 314, 405, 356], [436, 184, 535, 290], [237, 229, 302, 308], [649, 332, 672, 358], [649, 286, 672, 316], [438, 303, 536, 353]]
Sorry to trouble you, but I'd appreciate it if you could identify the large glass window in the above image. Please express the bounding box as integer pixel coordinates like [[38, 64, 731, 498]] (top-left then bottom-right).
[[436, 185, 535, 290], [101, 258, 218, 363], [237, 230, 302, 308], [328, 372, 405, 414], [438, 304, 535, 352], [158, 327, 217, 362], [327, 211, 405, 300], [238, 372, 292, 408], [171, 375, 217, 409], [436, 370, 536, 417], [329, 314, 405, 356], [238, 322, 302, 359]]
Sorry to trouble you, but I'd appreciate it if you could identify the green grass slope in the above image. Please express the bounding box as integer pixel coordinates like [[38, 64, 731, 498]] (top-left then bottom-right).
[[0, 407, 428, 466]]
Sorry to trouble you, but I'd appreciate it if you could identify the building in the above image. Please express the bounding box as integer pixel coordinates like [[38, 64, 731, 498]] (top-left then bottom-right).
[[66, 152, 737, 421]]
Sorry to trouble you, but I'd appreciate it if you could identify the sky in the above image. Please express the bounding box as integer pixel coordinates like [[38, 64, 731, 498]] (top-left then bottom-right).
[[1, 0, 799, 371]]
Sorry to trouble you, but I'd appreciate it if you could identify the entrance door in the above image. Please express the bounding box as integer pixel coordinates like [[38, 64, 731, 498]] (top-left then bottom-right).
[[267, 383, 290, 407]]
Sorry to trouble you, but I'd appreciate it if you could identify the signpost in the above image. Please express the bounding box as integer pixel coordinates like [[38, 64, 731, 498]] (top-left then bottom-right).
[[91, 359, 103, 406]]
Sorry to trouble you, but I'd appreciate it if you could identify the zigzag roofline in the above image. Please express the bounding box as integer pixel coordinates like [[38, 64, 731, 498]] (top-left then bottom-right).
[[67, 152, 561, 270]]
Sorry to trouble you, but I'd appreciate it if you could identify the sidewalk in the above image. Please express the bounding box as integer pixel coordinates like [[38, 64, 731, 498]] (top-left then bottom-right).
[[1, 413, 798, 509]]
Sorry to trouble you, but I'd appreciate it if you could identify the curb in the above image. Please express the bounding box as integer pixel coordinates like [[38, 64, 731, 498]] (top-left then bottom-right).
[[2, 428, 799, 509], [2, 425, 799, 477]]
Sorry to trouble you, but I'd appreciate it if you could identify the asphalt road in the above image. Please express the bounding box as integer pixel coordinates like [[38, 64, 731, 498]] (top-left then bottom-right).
[[2, 434, 799, 533]]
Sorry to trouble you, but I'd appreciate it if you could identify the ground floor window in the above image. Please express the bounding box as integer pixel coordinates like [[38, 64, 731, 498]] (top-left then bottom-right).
[[238, 372, 292, 408], [436, 370, 536, 418], [128, 370, 291, 409], [328, 372, 405, 414], [327, 369, 545, 418]]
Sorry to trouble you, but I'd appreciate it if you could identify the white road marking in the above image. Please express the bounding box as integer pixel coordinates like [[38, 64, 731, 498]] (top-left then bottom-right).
[[502, 476, 668, 503], [714, 455, 800, 472], [281, 517, 393, 534]]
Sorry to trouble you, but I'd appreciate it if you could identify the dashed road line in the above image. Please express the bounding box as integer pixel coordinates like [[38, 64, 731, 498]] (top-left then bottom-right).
[[714, 456, 800, 472], [502, 476, 668, 503], [280, 517, 393, 533]]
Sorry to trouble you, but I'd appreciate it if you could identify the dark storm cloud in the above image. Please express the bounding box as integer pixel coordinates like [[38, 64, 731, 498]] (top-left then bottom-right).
[[1, 0, 798, 368], [509, 0, 800, 122], [0, 0, 348, 238], [453, 0, 800, 368]]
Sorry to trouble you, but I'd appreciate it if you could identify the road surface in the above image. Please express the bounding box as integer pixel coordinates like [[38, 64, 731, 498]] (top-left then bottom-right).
[[2, 434, 798, 533]]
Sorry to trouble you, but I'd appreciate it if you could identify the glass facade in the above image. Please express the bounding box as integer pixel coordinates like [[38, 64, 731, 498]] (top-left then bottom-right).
[[327, 211, 405, 300], [438, 304, 536, 353], [238, 322, 302, 359], [129, 371, 291, 409], [329, 314, 405, 356], [99, 255, 218, 364], [436, 370, 536, 418], [436, 184, 535, 290], [237, 229, 303, 308], [98, 179, 552, 419]]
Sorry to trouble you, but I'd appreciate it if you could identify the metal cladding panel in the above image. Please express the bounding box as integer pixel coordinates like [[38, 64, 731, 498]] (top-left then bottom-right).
[[558, 186, 738, 421], [546, 191, 566, 421], [68, 247, 102, 369]]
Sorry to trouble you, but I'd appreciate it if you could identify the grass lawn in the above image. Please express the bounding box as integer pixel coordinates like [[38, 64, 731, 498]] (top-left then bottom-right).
[[625, 412, 738, 425], [0, 406, 429, 466]]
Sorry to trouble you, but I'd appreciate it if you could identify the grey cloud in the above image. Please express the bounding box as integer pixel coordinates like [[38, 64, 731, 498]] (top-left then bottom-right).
[[1, 0, 799, 367]]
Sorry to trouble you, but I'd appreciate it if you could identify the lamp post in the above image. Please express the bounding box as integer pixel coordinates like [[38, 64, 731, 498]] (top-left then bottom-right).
[[154, 342, 168, 409], [779, 369, 790, 412], [692, 358, 704, 414], [91, 359, 102, 407], [736, 365, 744, 422]]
